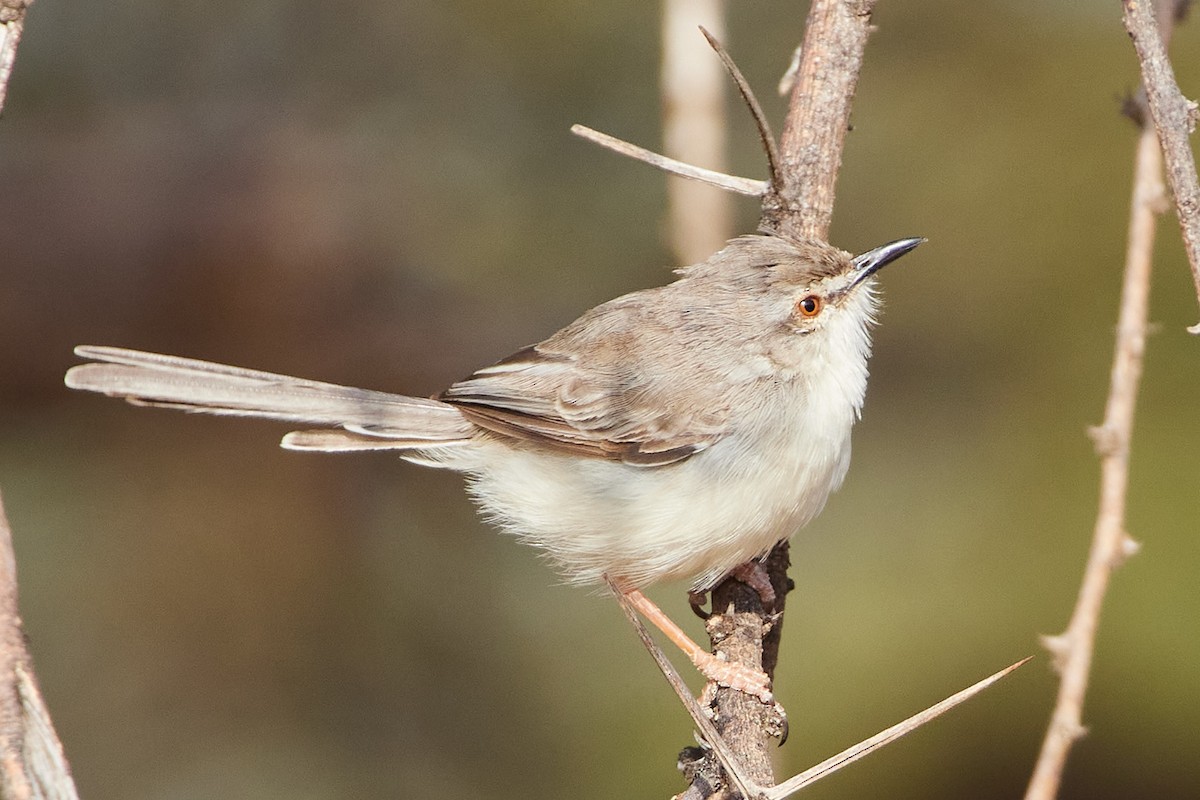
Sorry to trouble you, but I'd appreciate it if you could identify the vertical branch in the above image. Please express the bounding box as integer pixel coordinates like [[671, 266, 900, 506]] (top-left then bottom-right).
[[0, 7, 77, 795], [700, 545, 791, 794], [1023, 5, 1181, 794], [0, 0, 33, 116], [696, 2, 878, 796], [760, 0, 877, 241], [1122, 0, 1200, 331], [1024, 117, 1160, 800], [0, 493, 81, 800], [662, 0, 733, 264]]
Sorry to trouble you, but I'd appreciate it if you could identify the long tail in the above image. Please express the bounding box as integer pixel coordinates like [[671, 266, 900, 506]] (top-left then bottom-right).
[[65, 346, 474, 452]]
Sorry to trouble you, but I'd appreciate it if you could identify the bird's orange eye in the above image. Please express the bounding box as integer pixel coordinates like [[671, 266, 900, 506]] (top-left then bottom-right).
[[796, 295, 823, 318]]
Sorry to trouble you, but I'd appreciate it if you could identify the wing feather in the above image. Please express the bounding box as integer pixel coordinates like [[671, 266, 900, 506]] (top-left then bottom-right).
[[440, 294, 733, 466]]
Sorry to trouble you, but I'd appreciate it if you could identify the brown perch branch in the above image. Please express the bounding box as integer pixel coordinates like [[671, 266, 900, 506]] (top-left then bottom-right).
[[700, 1, 880, 793]]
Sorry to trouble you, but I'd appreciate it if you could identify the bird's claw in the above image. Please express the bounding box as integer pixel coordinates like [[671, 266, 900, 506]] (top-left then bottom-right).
[[691, 651, 774, 704]]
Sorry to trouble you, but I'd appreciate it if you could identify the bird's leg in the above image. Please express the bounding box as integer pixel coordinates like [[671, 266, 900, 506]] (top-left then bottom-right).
[[607, 578, 767, 800], [617, 584, 773, 703]]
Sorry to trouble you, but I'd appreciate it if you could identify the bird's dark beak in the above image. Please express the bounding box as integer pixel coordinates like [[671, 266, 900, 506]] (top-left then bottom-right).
[[851, 237, 925, 286]]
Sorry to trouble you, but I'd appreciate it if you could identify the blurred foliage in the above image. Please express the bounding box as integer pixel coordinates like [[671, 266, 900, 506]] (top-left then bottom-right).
[[1, 1, 1198, 798]]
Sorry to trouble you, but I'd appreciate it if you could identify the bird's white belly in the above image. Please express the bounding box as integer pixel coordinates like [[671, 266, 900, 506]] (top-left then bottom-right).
[[461, 391, 855, 590]]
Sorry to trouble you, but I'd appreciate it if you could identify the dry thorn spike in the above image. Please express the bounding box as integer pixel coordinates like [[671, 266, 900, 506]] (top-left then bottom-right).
[[699, 26, 783, 194], [571, 124, 768, 197], [765, 657, 1033, 800], [1121, 534, 1143, 558], [1112, 533, 1142, 567], [1039, 633, 1072, 674], [1054, 717, 1088, 744]]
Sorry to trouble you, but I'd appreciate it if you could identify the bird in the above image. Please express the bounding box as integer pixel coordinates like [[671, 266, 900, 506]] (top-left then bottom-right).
[[65, 232, 922, 700]]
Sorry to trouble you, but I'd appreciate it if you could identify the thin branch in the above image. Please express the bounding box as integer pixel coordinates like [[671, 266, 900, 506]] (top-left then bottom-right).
[[1022, 10, 1171, 795], [1122, 0, 1200, 332], [769, 657, 1031, 800], [0, 0, 33, 116], [0, 492, 81, 800], [571, 124, 767, 196]]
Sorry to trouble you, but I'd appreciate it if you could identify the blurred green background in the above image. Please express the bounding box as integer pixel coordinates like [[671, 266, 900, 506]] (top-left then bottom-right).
[[2, 1, 1198, 798]]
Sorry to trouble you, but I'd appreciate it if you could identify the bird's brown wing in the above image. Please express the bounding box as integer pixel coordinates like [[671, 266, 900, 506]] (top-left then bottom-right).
[[439, 300, 734, 467]]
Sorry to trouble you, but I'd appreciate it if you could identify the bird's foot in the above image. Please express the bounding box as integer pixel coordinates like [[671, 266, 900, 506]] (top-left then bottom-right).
[[688, 589, 712, 620], [690, 650, 773, 704]]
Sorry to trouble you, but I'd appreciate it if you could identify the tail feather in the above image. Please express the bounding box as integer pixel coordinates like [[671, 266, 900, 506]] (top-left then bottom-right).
[[280, 429, 472, 452], [65, 346, 474, 446]]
